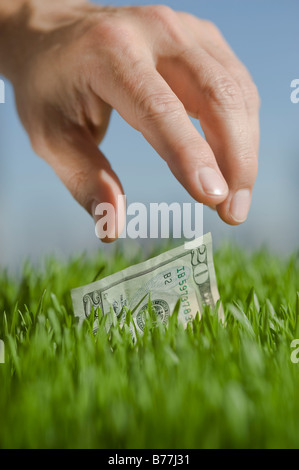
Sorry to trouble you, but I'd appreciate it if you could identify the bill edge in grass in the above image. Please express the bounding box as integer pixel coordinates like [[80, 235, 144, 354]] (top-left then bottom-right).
[[71, 232, 223, 334]]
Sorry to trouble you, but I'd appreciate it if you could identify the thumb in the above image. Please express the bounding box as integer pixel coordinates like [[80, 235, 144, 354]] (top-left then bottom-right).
[[44, 131, 125, 242]]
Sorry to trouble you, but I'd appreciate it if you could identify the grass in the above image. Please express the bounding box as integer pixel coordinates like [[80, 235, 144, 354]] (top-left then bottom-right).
[[0, 241, 299, 449]]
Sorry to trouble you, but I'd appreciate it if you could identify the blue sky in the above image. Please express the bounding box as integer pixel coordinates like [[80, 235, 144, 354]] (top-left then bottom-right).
[[0, 0, 298, 270]]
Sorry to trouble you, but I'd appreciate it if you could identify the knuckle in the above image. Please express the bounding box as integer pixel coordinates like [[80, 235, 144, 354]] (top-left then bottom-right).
[[202, 19, 222, 37], [144, 4, 175, 23], [88, 17, 131, 49], [137, 91, 184, 124], [206, 74, 244, 110], [143, 4, 187, 43], [177, 11, 195, 22]]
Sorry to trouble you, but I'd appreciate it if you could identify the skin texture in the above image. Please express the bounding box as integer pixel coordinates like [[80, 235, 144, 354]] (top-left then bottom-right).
[[0, 0, 260, 241]]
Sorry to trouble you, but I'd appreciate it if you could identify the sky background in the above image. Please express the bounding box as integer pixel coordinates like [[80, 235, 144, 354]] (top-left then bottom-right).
[[0, 0, 298, 271]]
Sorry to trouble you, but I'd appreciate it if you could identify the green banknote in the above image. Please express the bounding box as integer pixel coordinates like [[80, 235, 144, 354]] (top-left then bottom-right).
[[71, 233, 222, 334]]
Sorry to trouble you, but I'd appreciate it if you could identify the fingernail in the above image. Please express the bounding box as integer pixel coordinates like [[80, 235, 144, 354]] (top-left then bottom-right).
[[229, 189, 251, 223], [197, 167, 228, 197]]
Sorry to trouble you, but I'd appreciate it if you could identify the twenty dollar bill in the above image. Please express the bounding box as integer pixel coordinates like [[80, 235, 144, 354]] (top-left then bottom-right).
[[71, 233, 222, 334]]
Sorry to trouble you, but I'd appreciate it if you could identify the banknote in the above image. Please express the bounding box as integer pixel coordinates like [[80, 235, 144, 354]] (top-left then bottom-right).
[[71, 233, 222, 335]]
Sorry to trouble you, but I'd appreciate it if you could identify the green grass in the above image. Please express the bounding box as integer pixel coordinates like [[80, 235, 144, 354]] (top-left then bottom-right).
[[0, 242, 299, 449]]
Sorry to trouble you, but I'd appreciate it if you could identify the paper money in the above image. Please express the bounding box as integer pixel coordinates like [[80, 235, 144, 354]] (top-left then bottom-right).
[[71, 233, 222, 335]]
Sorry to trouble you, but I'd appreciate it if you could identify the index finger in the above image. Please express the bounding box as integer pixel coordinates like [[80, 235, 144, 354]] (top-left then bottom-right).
[[94, 61, 228, 206]]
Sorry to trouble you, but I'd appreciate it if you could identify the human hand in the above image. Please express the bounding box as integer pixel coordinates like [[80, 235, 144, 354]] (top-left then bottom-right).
[[0, 1, 259, 240]]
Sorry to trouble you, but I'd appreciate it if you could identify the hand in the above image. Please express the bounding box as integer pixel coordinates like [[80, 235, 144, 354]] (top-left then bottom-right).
[[0, 1, 259, 240]]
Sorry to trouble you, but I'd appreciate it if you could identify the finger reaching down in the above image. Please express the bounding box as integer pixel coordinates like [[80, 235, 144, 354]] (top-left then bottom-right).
[[92, 62, 229, 207]]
